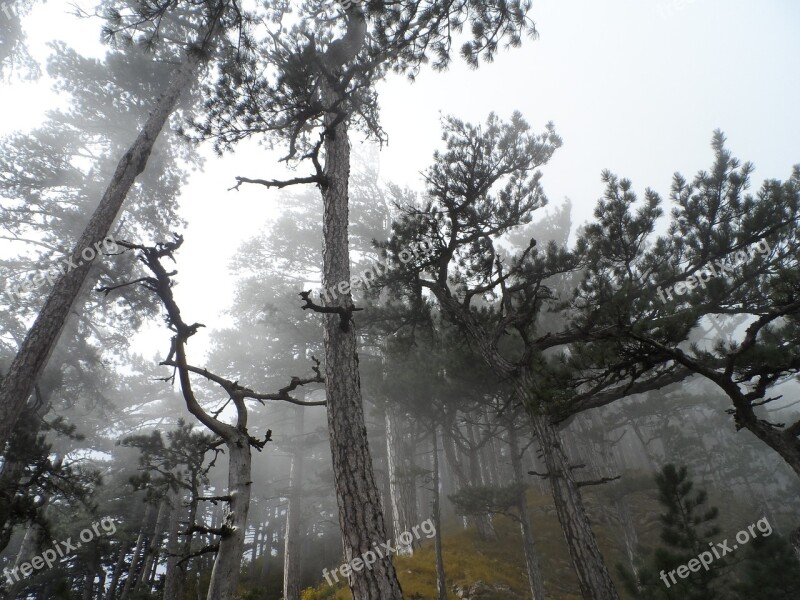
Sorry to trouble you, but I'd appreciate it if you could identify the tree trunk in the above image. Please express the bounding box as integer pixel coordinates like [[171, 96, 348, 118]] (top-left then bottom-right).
[[0, 20, 221, 449], [508, 419, 546, 600], [526, 409, 620, 600], [441, 418, 497, 541], [137, 495, 171, 594], [120, 502, 155, 600], [431, 426, 447, 600], [163, 490, 186, 600], [105, 535, 130, 600], [205, 434, 252, 600], [283, 405, 305, 600], [259, 520, 272, 584], [318, 71, 403, 600], [385, 407, 418, 555]]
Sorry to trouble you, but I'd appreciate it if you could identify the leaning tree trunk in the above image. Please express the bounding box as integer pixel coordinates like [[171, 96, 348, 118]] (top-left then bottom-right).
[[508, 419, 546, 600], [431, 291, 620, 600], [526, 407, 620, 600], [205, 433, 252, 600], [317, 69, 403, 599], [137, 495, 171, 594], [283, 404, 305, 600], [0, 18, 222, 449]]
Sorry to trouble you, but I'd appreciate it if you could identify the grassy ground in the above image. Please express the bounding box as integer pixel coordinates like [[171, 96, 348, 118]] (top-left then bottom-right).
[[298, 472, 771, 600]]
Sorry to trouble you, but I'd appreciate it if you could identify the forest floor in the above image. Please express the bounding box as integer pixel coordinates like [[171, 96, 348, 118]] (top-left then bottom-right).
[[275, 471, 766, 600]]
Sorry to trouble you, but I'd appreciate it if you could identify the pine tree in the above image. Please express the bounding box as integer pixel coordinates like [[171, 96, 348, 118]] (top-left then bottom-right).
[[733, 533, 800, 600], [621, 464, 722, 600]]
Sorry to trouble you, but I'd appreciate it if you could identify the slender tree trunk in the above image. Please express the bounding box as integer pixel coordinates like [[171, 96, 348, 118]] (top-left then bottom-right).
[[283, 405, 305, 600], [318, 71, 403, 600], [205, 434, 252, 600], [385, 407, 418, 554], [120, 502, 155, 600], [137, 495, 171, 593], [105, 535, 130, 600], [431, 426, 447, 600], [508, 419, 546, 600], [441, 419, 496, 541], [526, 409, 620, 600], [163, 490, 186, 600], [0, 18, 222, 449], [259, 520, 272, 584], [249, 521, 261, 579]]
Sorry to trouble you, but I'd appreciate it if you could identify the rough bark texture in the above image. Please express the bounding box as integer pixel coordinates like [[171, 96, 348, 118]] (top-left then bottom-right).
[[508, 420, 546, 600], [526, 409, 620, 600], [283, 405, 305, 600], [0, 25, 217, 450], [205, 434, 252, 600], [319, 70, 403, 599]]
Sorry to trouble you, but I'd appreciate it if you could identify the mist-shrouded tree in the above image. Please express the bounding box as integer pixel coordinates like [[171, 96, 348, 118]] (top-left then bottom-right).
[[103, 236, 324, 600], [0, 0, 240, 450], [575, 132, 800, 477], [195, 2, 536, 596], [732, 532, 800, 600], [619, 464, 723, 600], [385, 111, 636, 599]]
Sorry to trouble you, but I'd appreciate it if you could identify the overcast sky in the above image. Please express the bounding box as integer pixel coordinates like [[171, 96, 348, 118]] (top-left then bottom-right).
[[2, 0, 799, 359]]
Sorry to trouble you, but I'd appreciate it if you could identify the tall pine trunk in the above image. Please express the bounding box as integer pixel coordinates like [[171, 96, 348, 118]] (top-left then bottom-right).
[[526, 407, 620, 600], [318, 73, 403, 599], [0, 20, 221, 449]]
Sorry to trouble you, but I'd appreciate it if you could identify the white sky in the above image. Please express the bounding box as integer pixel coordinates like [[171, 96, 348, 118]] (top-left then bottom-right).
[[1, 0, 799, 360]]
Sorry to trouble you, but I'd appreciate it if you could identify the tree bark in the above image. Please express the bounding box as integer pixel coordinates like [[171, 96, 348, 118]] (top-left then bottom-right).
[[317, 69, 403, 599], [0, 18, 222, 450], [508, 418, 546, 600], [283, 404, 305, 600], [526, 409, 620, 600], [205, 433, 252, 600]]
